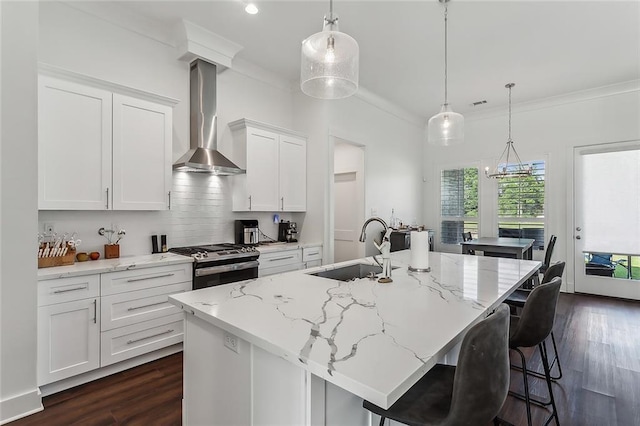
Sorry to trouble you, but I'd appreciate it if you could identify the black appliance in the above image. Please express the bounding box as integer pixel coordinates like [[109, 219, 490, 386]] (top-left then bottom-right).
[[278, 221, 298, 243], [381, 229, 435, 252], [169, 243, 259, 290], [235, 220, 259, 245]]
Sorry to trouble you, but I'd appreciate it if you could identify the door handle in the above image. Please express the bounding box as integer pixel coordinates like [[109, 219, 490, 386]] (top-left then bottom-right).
[[576, 235, 581, 240], [576, 227, 581, 231], [249, 195, 252, 210]]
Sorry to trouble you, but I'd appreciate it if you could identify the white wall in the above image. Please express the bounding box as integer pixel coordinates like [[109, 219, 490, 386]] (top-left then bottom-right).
[[0, 1, 42, 423], [37, 1, 302, 255], [293, 88, 425, 262], [424, 83, 640, 291]]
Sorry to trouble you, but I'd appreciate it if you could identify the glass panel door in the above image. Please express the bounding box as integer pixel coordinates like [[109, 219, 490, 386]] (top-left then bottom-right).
[[574, 141, 640, 300]]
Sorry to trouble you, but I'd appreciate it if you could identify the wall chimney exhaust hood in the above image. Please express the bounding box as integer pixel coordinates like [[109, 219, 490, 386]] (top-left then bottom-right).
[[173, 59, 245, 175]]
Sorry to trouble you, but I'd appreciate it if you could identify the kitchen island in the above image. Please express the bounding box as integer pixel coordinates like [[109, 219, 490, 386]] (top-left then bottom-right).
[[170, 250, 540, 425]]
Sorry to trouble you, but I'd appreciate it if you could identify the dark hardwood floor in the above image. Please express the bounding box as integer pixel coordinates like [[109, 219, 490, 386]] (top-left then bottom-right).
[[10, 293, 640, 426]]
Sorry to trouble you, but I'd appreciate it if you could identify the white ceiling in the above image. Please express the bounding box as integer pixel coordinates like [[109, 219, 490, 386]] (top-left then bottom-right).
[[115, 0, 639, 118]]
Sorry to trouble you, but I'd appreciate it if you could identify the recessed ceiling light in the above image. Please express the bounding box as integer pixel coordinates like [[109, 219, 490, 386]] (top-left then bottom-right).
[[245, 3, 259, 14]]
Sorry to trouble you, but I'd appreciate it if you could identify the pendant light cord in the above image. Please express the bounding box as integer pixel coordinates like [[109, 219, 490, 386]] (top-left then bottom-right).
[[508, 84, 512, 142], [444, 5, 449, 104]]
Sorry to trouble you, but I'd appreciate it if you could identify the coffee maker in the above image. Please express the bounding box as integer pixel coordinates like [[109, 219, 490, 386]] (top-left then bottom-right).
[[277, 221, 298, 243], [235, 220, 259, 245]]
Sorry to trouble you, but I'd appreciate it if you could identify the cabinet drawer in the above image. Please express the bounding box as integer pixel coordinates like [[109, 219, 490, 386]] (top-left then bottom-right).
[[100, 313, 184, 367], [101, 263, 192, 296], [259, 263, 302, 277], [259, 249, 301, 269], [38, 275, 100, 306], [101, 282, 189, 331], [302, 246, 322, 262]]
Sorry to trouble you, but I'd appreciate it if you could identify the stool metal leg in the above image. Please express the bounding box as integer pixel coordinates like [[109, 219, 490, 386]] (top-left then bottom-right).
[[540, 340, 560, 426], [509, 348, 533, 426]]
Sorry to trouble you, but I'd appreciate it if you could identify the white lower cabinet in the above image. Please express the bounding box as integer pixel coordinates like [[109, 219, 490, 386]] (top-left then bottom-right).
[[258, 248, 303, 277], [38, 293, 100, 386], [37, 262, 192, 387], [302, 245, 323, 269], [100, 313, 185, 367], [258, 245, 323, 276]]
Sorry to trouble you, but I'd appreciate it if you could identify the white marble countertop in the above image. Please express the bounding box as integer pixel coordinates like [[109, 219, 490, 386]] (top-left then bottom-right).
[[37, 253, 193, 281], [169, 250, 539, 409]]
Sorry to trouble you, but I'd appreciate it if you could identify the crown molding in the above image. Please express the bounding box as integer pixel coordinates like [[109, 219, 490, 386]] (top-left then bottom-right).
[[59, 1, 175, 47], [353, 86, 425, 128], [175, 20, 243, 70], [465, 79, 640, 122], [38, 63, 180, 106]]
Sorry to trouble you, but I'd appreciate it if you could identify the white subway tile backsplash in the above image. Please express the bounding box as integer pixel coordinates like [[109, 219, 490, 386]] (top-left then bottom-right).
[[39, 173, 303, 257]]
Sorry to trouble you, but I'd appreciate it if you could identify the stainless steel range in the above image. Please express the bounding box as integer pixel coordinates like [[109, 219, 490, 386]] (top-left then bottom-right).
[[169, 243, 259, 290]]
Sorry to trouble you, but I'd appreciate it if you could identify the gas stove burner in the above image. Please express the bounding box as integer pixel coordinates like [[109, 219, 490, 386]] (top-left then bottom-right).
[[169, 243, 259, 264]]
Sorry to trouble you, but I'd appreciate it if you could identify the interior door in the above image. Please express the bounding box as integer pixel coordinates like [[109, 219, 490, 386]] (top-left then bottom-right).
[[334, 172, 360, 263], [574, 141, 640, 300]]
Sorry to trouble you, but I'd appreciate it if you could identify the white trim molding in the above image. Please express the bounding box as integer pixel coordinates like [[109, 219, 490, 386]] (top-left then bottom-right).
[[175, 19, 243, 70], [38, 63, 180, 107], [466, 79, 640, 122], [0, 389, 43, 425]]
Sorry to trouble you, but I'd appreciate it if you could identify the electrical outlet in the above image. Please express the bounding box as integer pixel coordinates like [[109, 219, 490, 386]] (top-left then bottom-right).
[[44, 223, 55, 235], [224, 332, 239, 353]]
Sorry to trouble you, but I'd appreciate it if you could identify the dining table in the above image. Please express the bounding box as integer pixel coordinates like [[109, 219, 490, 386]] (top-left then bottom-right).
[[461, 237, 535, 260]]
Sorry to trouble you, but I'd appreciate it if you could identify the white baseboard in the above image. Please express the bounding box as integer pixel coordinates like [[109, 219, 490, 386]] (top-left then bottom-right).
[[40, 344, 182, 397], [0, 389, 43, 425]]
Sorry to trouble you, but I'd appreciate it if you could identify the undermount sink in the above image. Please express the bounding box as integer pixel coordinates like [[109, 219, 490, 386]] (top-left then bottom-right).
[[308, 263, 397, 282]]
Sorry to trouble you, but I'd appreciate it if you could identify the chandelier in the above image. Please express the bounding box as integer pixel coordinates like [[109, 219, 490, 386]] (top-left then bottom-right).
[[485, 83, 532, 178]]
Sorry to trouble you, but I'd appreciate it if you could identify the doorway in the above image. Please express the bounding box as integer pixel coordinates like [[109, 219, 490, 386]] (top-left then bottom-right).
[[574, 140, 640, 300], [333, 139, 365, 263]]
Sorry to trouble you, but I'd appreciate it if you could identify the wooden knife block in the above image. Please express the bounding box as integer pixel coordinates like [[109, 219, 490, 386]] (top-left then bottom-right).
[[105, 244, 120, 259]]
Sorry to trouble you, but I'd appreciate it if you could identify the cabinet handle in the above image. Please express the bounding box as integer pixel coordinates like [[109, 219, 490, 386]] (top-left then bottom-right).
[[106, 188, 109, 209], [249, 195, 252, 210], [126, 273, 175, 283], [93, 299, 97, 324], [307, 252, 319, 256], [127, 300, 168, 311], [281, 197, 284, 211], [53, 286, 87, 294], [127, 329, 174, 345], [168, 191, 171, 210], [269, 255, 295, 262]]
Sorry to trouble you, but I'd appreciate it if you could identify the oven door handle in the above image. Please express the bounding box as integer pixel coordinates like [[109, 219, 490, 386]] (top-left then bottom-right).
[[195, 260, 259, 277]]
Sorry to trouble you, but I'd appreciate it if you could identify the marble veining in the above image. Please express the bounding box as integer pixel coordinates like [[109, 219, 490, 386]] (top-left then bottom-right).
[[170, 250, 540, 409], [37, 253, 193, 281]]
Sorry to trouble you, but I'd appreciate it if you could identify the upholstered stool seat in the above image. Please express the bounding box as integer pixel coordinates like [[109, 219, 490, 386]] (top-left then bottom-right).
[[363, 304, 511, 426]]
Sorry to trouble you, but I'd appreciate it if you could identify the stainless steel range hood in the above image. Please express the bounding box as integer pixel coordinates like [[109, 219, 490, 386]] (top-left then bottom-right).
[[173, 59, 245, 174]]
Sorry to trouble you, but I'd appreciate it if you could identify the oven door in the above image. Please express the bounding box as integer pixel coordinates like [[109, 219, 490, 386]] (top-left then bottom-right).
[[193, 260, 259, 290]]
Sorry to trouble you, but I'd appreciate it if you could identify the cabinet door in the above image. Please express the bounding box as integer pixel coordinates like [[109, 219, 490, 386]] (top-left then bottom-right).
[[38, 298, 100, 386], [279, 135, 307, 211], [246, 127, 279, 211], [38, 76, 112, 210], [112, 94, 172, 210]]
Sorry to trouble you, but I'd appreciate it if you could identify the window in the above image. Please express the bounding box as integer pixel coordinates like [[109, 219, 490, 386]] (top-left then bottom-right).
[[497, 160, 545, 249], [440, 167, 478, 244]]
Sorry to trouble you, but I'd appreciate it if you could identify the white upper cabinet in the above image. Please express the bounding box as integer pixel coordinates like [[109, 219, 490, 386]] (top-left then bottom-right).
[[38, 72, 176, 210], [112, 94, 172, 210], [38, 77, 112, 210], [279, 135, 307, 212], [229, 119, 307, 212]]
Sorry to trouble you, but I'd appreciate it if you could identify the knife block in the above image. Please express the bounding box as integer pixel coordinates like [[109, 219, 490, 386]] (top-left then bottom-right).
[[105, 244, 120, 259]]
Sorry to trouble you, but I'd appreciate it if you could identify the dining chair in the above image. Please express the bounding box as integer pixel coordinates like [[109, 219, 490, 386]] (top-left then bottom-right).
[[539, 235, 557, 276], [461, 232, 475, 255], [363, 304, 511, 426], [506, 261, 565, 381], [508, 277, 562, 426]]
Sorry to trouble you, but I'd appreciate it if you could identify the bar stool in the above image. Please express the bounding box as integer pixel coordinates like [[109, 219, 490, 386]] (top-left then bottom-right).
[[506, 261, 565, 381], [508, 277, 562, 426], [363, 304, 510, 426]]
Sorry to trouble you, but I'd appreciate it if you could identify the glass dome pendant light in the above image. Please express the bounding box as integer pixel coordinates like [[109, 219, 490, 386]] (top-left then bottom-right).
[[428, 0, 464, 146], [484, 83, 532, 179], [300, 0, 359, 100]]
